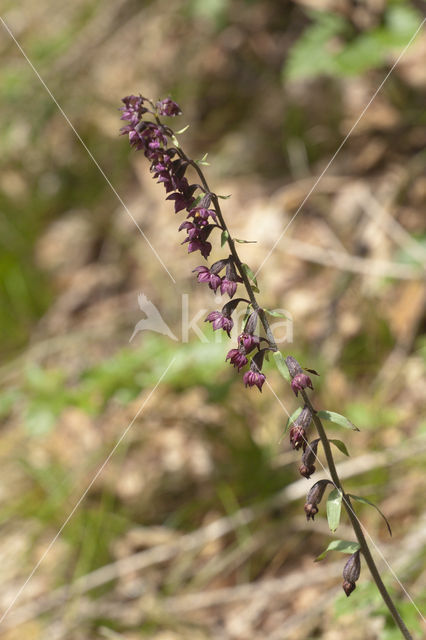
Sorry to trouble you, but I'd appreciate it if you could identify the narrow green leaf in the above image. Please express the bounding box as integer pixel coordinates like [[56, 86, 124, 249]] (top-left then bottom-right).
[[241, 263, 258, 285], [191, 194, 203, 208], [348, 494, 392, 537], [234, 238, 257, 244], [201, 152, 208, 161], [284, 407, 302, 434], [326, 488, 342, 532], [217, 194, 231, 199], [175, 124, 190, 134], [317, 410, 359, 431], [241, 263, 260, 292], [221, 230, 229, 247], [171, 134, 180, 148], [273, 351, 291, 382], [315, 539, 360, 562], [198, 161, 210, 166], [264, 309, 290, 319], [329, 439, 350, 457]]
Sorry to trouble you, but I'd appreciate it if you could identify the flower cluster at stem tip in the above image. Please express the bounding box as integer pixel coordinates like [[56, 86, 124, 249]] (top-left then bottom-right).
[[120, 94, 278, 391]]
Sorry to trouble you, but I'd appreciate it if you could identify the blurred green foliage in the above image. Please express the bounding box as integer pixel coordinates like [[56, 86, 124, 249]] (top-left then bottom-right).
[[284, 3, 421, 80]]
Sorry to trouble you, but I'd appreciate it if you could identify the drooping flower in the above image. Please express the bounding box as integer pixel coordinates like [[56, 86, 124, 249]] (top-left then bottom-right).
[[238, 333, 259, 353], [156, 97, 182, 117], [193, 266, 222, 292], [243, 349, 268, 391], [243, 368, 266, 391], [285, 355, 314, 396], [205, 311, 233, 336], [120, 95, 148, 126], [219, 260, 242, 298], [291, 373, 314, 396], [226, 348, 248, 371], [186, 238, 212, 259]]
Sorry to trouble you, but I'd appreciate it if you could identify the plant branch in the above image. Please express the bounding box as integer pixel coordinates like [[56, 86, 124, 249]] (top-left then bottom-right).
[[180, 148, 413, 640]]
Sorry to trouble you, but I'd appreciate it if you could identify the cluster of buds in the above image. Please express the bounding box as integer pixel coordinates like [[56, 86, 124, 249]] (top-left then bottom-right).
[[120, 95, 269, 390], [304, 479, 362, 596]]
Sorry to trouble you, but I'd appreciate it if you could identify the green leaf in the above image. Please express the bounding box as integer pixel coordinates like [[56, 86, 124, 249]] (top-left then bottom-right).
[[171, 134, 180, 148], [326, 488, 342, 532], [175, 124, 189, 134], [284, 407, 302, 435], [284, 11, 344, 81], [329, 439, 350, 457], [317, 410, 359, 431], [348, 494, 392, 537], [264, 309, 289, 319], [241, 263, 260, 293], [272, 351, 291, 382], [217, 194, 231, 199], [315, 539, 360, 562], [221, 230, 229, 247], [191, 194, 203, 208], [234, 238, 257, 244]]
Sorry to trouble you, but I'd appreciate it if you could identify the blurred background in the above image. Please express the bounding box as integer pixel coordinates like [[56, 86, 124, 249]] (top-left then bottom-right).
[[0, 0, 425, 638]]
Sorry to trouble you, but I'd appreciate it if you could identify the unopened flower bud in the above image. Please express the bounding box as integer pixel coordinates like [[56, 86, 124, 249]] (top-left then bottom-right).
[[299, 438, 319, 478], [285, 356, 314, 396], [291, 373, 314, 397], [285, 355, 303, 378], [304, 479, 331, 521], [289, 405, 312, 450], [342, 550, 361, 597]]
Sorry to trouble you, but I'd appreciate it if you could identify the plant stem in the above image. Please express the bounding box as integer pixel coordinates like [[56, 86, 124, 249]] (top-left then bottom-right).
[[182, 150, 413, 639]]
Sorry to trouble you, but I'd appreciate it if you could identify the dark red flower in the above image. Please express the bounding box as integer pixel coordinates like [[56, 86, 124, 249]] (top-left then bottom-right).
[[226, 348, 248, 371]]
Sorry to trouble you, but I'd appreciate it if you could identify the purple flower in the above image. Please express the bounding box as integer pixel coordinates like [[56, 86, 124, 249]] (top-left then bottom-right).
[[193, 266, 222, 292], [187, 238, 212, 259], [205, 311, 233, 336], [179, 221, 202, 240], [167, 192, 193, 213], [243, 369, 266, 391], [226, 348, 248, 371], [156, 98, 182, 117], [220, 278, 238, 298], [238, 333, 259, 353], [243, 348, 268, 391], [120, 95, 148, 124], [218, 260, 242, 298], [291, 373, 313, 397], [188, 206, 217, 223], [285, 356, 315, 396]]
